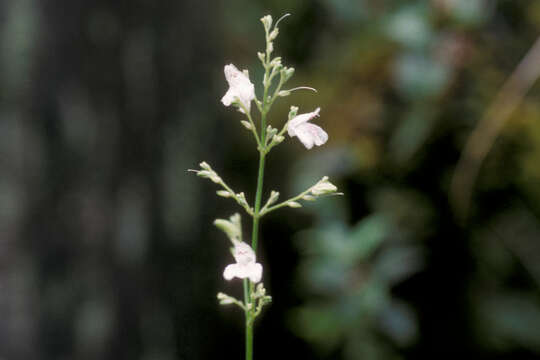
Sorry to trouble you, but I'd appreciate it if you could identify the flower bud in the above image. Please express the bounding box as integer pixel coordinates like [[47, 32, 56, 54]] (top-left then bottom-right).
[[261, 15, 272, 31], [197, 170, 212, 178], [237, 192, 249, 209], [281, 67, 295, 82], [251, 283, 267, 299], [288, 106, 299, 120], [216, 190, 231, 198], [267, 191, 279, 206], [270, 57, 282, 68], [302, 194, 316, 201], [240, 120, 252, 130], [200, 162, 211, 170], [287, 201, 302, 208], [214, 217, 241, 242], [197, 170, 221, 183], [272, 134, 284, 144], [268, 28, 279, 40], [209, 174, 221, 183], [217, 292, 235, 305], [278, 90, 290, 97], [311, 177, 338, 195], [266, 125, 277, 138], [214, 213, 242, 243], [257, 52, 265, 62]]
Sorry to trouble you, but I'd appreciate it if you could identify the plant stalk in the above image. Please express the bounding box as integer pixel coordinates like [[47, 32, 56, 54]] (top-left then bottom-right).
[[246, 318, 253, 360], [244, 125, 266, 360], [251, 152, 266, 252], [245, 28, 272, 359]]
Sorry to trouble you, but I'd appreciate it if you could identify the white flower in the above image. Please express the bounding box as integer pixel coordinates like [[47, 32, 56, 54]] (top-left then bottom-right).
[[223, 241, 263, 283], [221, 64, 255, 113], [287, 108, 328, 149]]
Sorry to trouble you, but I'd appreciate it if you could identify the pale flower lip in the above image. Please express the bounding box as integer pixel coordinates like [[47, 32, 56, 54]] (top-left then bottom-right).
[[223, 241, 263, 283], [221, 64, 256, 113], [287, 108, 328, 149]]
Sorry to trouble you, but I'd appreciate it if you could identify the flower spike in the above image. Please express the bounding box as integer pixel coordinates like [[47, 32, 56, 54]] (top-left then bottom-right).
[[198, 13, 339, 356]]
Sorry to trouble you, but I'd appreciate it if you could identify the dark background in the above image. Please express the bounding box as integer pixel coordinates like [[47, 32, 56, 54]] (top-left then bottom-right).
[[2, 0, 540, 359]]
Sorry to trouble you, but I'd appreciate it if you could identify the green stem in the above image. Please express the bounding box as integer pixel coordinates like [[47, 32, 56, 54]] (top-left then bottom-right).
[[244, 25, 273, 360], [244, 148, 265, 360], [253, 50, 270, 252], [243, 278, 251, 360], [237, 102, 262, 148], [244, 90, 268, 360], [251, 151, 266, 252], [243, 279, 249, 307], [246, 318, 253, 360]]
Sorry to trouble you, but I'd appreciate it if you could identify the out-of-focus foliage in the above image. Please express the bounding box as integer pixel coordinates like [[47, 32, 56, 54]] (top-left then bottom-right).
[[470, 207, 540, 353], [286, 152, 429, 359], [290, 213, 422, 359], [264, 0, 540, 359]]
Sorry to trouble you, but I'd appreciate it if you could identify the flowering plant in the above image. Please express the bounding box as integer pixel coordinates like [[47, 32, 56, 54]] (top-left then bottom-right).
[[191, 14, 340, 360]]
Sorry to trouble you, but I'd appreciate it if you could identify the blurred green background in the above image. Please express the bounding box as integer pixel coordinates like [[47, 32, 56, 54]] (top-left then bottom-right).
[[2, 0, 540, 359]]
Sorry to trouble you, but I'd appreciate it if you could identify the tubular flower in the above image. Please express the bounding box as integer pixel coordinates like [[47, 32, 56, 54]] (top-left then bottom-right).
[[223, 241, 263, 283], [221, 64, 255, 113], [287, 108, 328, 149]]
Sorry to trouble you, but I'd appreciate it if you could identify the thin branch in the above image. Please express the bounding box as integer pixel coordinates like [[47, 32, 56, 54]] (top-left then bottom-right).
[[237, 101, 262, 147], [450, 36, 540, 221], [217, 179, 254, 216]]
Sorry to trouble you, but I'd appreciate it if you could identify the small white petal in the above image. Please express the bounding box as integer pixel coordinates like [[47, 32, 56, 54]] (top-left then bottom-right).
[[294, 123, 328, 149], [221, 89, 236, 107], [223, 262, 263, 282], [224, 64, 245, 87], [288, 107, 320, 135], [308, 123, 328, 146], [294, 125, 314, 149], [235, 264, 254, 279], [233, 242, 256, 265], [247, 263, 263, 283], [223, 264, 239, 280]]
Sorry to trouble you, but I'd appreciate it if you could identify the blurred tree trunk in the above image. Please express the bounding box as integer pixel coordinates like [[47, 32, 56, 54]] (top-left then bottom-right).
[[1, 0, 220, 358]]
